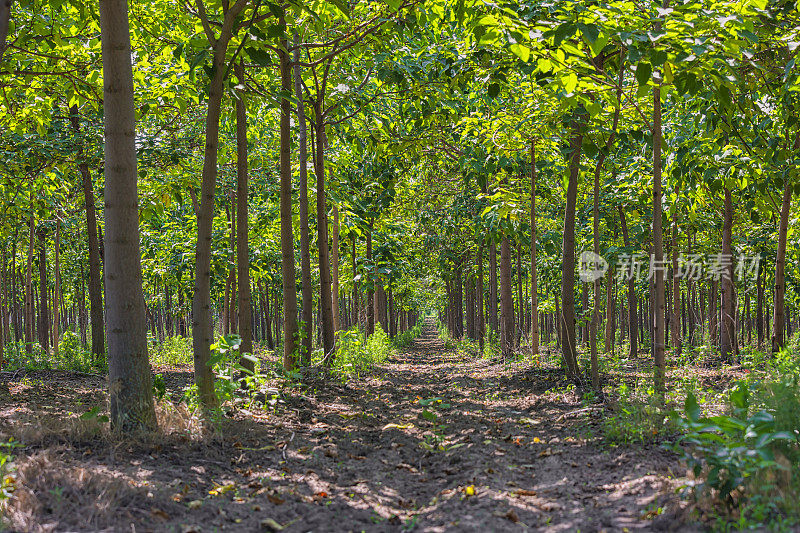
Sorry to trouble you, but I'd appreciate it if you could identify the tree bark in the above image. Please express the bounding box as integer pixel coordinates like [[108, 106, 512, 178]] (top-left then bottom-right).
[[561, 116, 583, 378], [477, 237, 485, 353], [278, 22, 299, 370], [24, 216, 34, 354], [293, 37, 313, 365], [720, 188, 735, 358], [99, 0, 155, 430], [234, 61, 253, 371], [652, 83, 666, 395], [367, 228, 374, 335], [331, 201, 341, 334], [489, 241, 498, 335], [0, 0, 11, 62], [671, 224, 681, 352], [69, 107, 105, 360], [530, 140, 539, 356], [53, 221, 61, 356], [37, 230, 49, 355], [500, 237, 514, 357], [190, 0, 247, 407], [313, 109, 336, 361], [772, 164, 793, 352]]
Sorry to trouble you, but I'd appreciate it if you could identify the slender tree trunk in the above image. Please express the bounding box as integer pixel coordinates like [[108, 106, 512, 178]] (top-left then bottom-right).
[[604, 267, 614, 353], [278, 24, 298, 370], [652, 83, 666, 395], [53, 222, 61, 356], [560, 116, 583, 378], [671, 224, 681, 352], [37, 230, 49, 355], [500, 237, 514, 357], [720, 188, 736, 358], [772, 167, 792, 352], [757, 256, 765, 348], [234, 61, 253, 371], [313, 109, 335, 361], [100, 0, 155, 430], [490, 241, 498, 335], [24, 216, 34, 354], [530, 140, 539, 356], [191, 4, 245, 407], [477, 237, 485, 353], [0, 0, 11, 62], [293, 38, 313, 364], [367, 228, 374, 335], [352, 237, 358, 329], [69, 107, 105, 360], [331, 201, 341, 334]]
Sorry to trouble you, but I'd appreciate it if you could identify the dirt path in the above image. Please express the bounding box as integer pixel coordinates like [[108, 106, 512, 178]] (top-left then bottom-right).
[[2, 320, 686, 532]]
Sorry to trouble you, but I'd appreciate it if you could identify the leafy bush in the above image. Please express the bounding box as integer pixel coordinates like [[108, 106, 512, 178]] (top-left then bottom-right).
[[603, 382, 670, 444], [3, 332, 104, 373], [331, 325, 393, 377], [393, 324, 421, 349], [149, 335, 192, 366], [673, 381, 800, 528]]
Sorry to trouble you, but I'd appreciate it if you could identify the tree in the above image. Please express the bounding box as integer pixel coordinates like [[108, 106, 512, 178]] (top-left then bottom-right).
[[99, 0, 155, 431]]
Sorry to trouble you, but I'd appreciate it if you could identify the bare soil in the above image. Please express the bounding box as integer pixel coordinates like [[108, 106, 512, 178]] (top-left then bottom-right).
[[0, 321, 691, 532]]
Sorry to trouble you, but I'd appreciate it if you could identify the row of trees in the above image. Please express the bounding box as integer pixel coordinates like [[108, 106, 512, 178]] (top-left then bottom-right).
[[1, 0, 799, 431]]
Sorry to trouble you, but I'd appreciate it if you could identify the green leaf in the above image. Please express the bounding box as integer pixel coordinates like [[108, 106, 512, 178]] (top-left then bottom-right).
[[635, 62, 652, 86], [685, 392, 700, 422]]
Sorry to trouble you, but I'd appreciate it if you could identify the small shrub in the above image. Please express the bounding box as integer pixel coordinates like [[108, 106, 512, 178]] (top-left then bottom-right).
[[673, 381, 800, 528], [330, 325, 393, 377], [603, 382, 670, 444], [149, 335, 192, 367]]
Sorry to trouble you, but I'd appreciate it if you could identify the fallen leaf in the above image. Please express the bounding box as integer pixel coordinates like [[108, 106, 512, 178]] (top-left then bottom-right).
[[187, 500, 203, 509], [260, 518, 284, 531], [513, 489, 537, 497], [267, 493, 285, 505], [151, 508, 170, 520], [464, 485, 476, 496], [382, 423, 412, 430]]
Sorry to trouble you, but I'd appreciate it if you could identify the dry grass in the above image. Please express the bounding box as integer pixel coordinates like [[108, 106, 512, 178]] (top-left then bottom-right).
[[0, 400, 216, 532], [3, 448, 154, 532]]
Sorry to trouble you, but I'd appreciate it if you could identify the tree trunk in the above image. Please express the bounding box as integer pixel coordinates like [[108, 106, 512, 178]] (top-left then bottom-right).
[[477, 237, 485, 353], [292, 39, 313, 365], [0, 0, 11, 62], [25, 216, 34, 354], [720, 188, 736, 358], [38, 230, 49, 355], [772, 168, 792, 352], [500, 237, 514, 357], [100, 0, 155, 430], [278, 24, 298, 370], [757, 255, 765, 348], [313, 109, 336, 361], [53, 222, 61, 356], [367, 228, 374, 335], [652, 83, 666, 395], [489, 241, 498, 335], [191, 4, 245, 407], [331, 201, 341, 334], [671, 224, 681, 352], [234, 61, 253, 371], [560, 116, 583, 378], [69, 107, 105, 360], [530, 141, 539, 356]]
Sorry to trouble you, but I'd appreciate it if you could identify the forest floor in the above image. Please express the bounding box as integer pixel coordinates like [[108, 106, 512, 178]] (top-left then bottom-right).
[[0, 321, 693, 532]]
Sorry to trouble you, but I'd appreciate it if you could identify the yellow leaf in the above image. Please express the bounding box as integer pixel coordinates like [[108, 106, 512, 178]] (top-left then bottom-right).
[[464, 485, 476, 496]]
